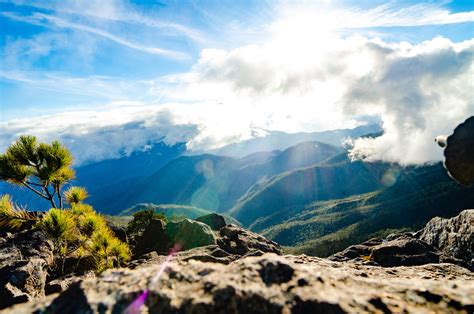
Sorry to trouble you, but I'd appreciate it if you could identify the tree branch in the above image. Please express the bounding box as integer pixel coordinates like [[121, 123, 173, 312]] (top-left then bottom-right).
[[26, 180, 43, 187], [43, 185, 57, 209], [22, 182, 48, 199]]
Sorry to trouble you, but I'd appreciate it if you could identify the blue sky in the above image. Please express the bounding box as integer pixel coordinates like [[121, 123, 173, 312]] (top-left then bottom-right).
[[0, 0, 473, 164]]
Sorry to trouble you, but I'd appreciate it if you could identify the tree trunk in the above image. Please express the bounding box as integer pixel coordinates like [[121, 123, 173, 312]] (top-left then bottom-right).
[[57, 186, 63, 209]]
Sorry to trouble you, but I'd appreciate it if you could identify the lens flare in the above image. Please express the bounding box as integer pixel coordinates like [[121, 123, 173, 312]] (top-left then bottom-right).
[[381, 167, 400, 187], [124, 243, 182, 314]]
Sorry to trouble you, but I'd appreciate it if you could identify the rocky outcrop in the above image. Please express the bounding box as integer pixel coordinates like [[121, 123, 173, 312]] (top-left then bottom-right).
[[0, 228, 53, 309], [8, 254, 474, 314], [133, 222, 281, 262], [417, 209, 473, 267], [1, 211, 471, 312], [196, 213, 227, 230], [370, 235, 440, 267], [440, 116, 474, 187], [165, 219, 217, 250], [330, 210, 473, 270], [134, 218, 169, 256], [217, 224, 281, 256]]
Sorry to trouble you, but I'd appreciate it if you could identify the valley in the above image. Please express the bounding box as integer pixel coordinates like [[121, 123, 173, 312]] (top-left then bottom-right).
[[2, 124, 473, 258]]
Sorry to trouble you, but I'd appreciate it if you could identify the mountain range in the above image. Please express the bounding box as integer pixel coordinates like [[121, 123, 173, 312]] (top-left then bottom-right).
[[2, 123, 473, 257]]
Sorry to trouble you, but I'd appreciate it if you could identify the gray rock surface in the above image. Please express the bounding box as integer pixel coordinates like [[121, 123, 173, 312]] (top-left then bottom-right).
[[134, 218, 169, 255], [217, 224, 281, 256], [7, 254, 474, 314], [418, 209, 473, 268], [330, 210, 473, 270], [369, 235, 440, 267], [1, 212, 472, 312], [0, 228, 53, 309]]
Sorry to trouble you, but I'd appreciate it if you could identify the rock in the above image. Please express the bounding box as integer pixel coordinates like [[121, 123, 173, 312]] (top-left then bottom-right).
[[108, 225, 128, 243], [330, 235, 469, 268], [44, 274, 94, 296], [134, 218, 170, 256], [329, 239, 381, 263], [9, 254, 474, 313], [330, 210, 473, 270], [0, 228, 53, 310], [218, 224, 282, 256], [196, 213, 227, 230], [370, 236, 440, 267], [165, 219, 217, 250], [442, 116, 474, 186], [134, 221, 280, 258], [129, 245, 240, 269], [418, 209, 473, 269]]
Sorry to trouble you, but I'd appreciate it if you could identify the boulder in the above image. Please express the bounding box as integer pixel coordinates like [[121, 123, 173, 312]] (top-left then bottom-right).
[[0, 228, 53, 309], [108, 225, 128, 243], [218, 224, 282, 256], [196, 213, 227, 230], [441, 116, 474, 186], [9, 254, 474, 313], [417, 209, 473, 269], [134, 218, 169, 256], [370, 236, 440, 267], [165, 219, 217, 250], [330, 210, 473, 269]]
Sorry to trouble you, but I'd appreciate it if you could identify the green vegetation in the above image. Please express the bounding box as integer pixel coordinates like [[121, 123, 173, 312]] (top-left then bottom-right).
[[121, 203, 241, 226], [261, 165, 474, 257], [0, 135, 130, 273], [127, 209, 167, 235], [0, 194, 38, 230], [38, 208, 77, 270], [64, 186, 89, 204], [230, 160, 388, 226], [38, 200, 131, 273], [0, 135, 75, 209], [86, 226, 130, 272], [121, 203, 210, 218]]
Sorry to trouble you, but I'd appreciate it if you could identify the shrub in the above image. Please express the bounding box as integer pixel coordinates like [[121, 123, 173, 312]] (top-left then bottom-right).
[[38, 208, 77, 271], [87, 227, 131, 272], [0, 194, 38, 230], [39, 208, 77, 242], [70, 203, 94, 215], [39, 204, 130, 273], [64, 186, 89, 204], [127, 209, 167, 235], [78, 211, 107, 237], [0, 135, 131, 273]]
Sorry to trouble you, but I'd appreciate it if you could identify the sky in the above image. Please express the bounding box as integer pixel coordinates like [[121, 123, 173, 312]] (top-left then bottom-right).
[[0, 0, 473, 165]]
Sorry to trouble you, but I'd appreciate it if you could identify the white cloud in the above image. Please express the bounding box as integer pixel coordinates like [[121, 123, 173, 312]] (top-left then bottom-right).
[[274, 2, 474, 30], [344, 38, 474, 164], [3, 0, 207, 43], [2, 34, 472, 166], [0, 71, 154, 99], [154, 32, 474, 165], [0, 104, 199, 164], [1, 12, 188, 59], [1, 2, 473, 165]]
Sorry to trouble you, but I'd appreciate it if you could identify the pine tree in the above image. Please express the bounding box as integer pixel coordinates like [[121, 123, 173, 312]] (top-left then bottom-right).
[[0, 135, 75, 209]]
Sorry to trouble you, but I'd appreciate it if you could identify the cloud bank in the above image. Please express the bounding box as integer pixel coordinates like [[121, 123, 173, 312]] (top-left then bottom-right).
[[3, 35, 471, 166], [1, 2, 473, 165], [345, 38, 473, 164], [0, 105, 199, 165]]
